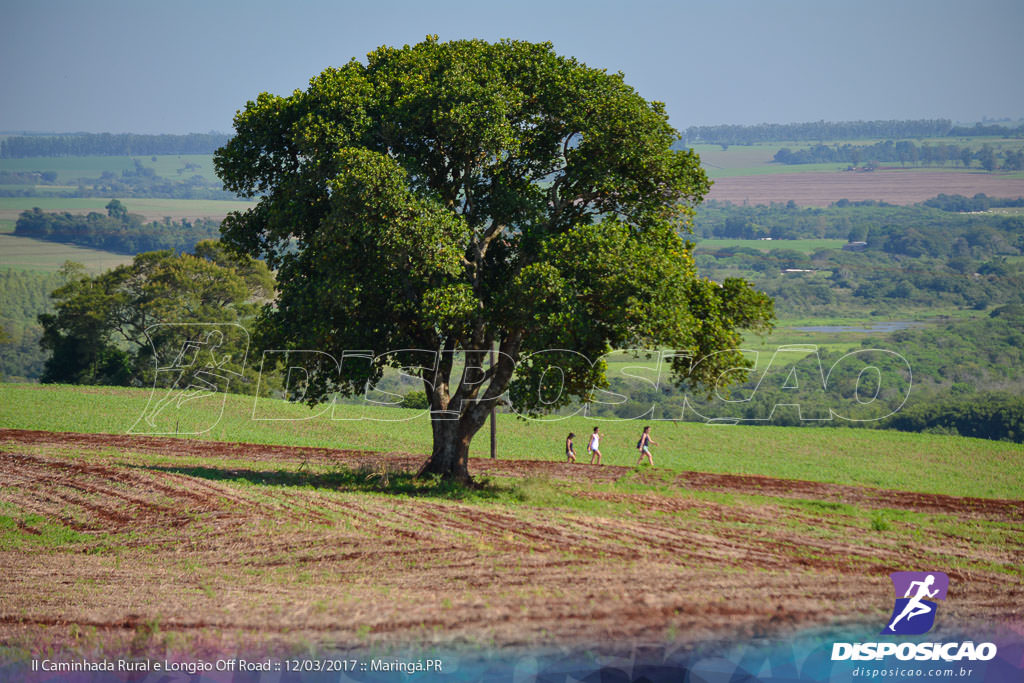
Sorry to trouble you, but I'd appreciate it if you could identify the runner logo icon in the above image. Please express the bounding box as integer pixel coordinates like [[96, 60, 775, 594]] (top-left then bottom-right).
[[883, 571, 949, 635]]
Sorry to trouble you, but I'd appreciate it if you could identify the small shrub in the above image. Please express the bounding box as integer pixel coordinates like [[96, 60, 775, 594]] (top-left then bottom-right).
[[400, 391, 429, 409]]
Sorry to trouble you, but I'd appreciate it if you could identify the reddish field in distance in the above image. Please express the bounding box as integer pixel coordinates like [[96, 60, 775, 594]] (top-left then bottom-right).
[[706, 170, 1024, 206]]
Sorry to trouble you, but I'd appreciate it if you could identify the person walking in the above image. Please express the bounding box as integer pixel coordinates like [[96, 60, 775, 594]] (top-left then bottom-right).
[[587, 426, 602, 465], [565, 432, 577, 463], [636, 425, 656, 466]]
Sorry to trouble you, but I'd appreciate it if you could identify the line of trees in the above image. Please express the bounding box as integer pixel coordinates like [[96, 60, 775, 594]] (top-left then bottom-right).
[[14, 200, 222, 254], [0, 133, 231, 158], [0, 171, 59, 185], [884, 393, 1024, 442], [8, 123, 1021, 158], [683, 119, 955, 146], [922, 193, 1024, 212], [948, 122, 1024, 137], [773, 141, 1024, 170], [698, 249, 1024, 314]]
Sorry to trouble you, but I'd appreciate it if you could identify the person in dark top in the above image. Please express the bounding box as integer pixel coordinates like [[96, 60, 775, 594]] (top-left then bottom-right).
[[637, 425, 656, 466]]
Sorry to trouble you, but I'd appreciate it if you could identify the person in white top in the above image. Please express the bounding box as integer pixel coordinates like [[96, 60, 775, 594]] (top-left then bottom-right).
[[587, 426, 602, 465]]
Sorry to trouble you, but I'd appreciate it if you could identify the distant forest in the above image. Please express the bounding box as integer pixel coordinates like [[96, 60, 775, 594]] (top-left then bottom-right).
[[693, 199, 1024, 314], [772, 141, 1024, 171], [14, 201, 221, 254], [0, 132, 231, 158], [7, 122, 1023, 157], [683, 119, 1024, 146]]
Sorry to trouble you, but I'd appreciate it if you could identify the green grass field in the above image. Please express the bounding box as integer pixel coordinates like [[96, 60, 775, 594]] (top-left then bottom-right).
[[1, 383, 1020, 499], [0, 234, 132, 273], [737, 319, 915, 360], [0, 196, 254, 222], [693, 238, 848, 253], [0, 154, 221, 184], [691, 144, 848, 178]]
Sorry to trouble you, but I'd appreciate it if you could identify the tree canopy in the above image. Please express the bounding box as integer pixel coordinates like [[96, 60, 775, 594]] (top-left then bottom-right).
[[39, 243, 273, 391], [215, 37, 774, 482]]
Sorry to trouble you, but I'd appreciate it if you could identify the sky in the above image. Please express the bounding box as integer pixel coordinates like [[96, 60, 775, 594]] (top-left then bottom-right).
[[2, 0, 1023, 135]]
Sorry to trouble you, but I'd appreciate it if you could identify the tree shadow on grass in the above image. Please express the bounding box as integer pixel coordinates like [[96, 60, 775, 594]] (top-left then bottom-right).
[[135, 462, 517, 502]]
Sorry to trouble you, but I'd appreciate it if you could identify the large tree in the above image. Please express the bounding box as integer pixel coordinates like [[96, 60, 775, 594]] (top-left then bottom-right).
[[215, 37, 773, 483], [39, 243, 273, 391]]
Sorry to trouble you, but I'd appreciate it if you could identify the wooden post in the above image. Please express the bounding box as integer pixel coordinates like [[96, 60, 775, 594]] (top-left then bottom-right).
[[490, 346, 497, 459]]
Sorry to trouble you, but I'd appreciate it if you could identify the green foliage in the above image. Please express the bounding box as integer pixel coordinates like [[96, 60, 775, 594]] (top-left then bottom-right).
[[870, 513, 891, 532], [38, 242, 274, 392], [14, 204, 222, 254], [400, 390, 430, 409], [0, 324, 8, 381], [583, 315, 1024, 443], [977, 145, 998, 173], [105, 198, 127, 220], [215, 37, 773, 478], [885, 392, 1024, 443], [923, 194, 1024, 212], [771, 140, 1024, 171], [692, 200, 1024, 316], [990, 303, 1024, 319], [0, 511, 91, 551], [0, 268, 64, 380]]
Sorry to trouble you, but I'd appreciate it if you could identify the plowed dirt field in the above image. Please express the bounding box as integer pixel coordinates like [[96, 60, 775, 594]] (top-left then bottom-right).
[[707, 171, 1024, 206], [1, 429, 1020, 657]]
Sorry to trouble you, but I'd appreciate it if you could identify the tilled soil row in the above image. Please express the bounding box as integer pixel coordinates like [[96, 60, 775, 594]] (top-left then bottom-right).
[[2, 429, 1019, 522], [1, 428, 1020, 655]]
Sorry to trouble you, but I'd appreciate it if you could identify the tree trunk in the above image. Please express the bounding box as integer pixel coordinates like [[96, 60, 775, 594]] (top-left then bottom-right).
[[419, 416, 475, 484], [418, 334, 521, 483]]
